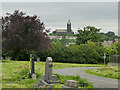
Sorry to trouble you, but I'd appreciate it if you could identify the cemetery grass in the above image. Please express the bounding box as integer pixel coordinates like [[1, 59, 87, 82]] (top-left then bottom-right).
[[86, 66, 119, 79], [2, 61, 103, 88]]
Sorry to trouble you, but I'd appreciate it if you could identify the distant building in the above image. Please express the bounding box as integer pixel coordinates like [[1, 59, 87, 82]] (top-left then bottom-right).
[[48, 36, 77, 40], [55, 19, 74, 34], [102, 41, 113, 47], [102, 38, 120, 47]]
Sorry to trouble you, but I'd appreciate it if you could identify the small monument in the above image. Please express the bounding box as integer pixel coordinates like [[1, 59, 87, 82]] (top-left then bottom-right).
[[37, 58, 40, 62], [62, 80, 79, 88], [33, 57, 59, 88]]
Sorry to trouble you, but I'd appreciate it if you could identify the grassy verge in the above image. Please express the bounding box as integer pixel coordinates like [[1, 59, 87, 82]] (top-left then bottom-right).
[[86, 66, 119, 79], [2, 61, 103, 88]]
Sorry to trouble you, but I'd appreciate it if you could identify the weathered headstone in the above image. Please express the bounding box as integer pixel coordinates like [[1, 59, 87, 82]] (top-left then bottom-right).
[[32, 74, 37, 79], [37, 58, 40, 62], [33, 57, 59, 88], [44, 57, 53, 83], [62, 80, 79, 88], [5, 57, 11, 60]]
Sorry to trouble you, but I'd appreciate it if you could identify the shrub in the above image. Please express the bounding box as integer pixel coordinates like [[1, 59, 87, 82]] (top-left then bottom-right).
[[48, 41, 104, 64]]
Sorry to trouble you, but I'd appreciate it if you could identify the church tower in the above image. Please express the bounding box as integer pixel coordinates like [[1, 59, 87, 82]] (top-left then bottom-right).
[[67, 19, 71, 33]]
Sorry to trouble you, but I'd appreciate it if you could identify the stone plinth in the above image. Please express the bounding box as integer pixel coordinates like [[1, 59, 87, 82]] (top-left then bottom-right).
[[33, 57, 59, 88], [62, 80, 79, 88]]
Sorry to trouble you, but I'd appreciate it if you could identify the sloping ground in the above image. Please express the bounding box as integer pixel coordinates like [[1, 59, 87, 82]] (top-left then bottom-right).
[[53, 67, 118, 88]]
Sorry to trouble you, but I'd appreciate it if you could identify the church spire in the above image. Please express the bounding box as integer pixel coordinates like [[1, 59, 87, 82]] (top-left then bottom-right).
[[67, 18, 71, 33], [67, 18, 71, 24]]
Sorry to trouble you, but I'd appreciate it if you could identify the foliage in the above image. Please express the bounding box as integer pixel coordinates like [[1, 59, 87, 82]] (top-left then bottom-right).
[[76, 26, 103, 45], [104, 43, 118, 62], [48, 40, 104, 64], [2, 10, 51, 60], [86, 66, 119, 79], [105, 43, 118, 55], [118, 42, 120, 54], [99, 31, 118, 41]]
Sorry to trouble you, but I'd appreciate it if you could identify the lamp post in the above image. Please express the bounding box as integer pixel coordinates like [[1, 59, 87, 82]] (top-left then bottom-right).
[[104, 53, 106, 66]]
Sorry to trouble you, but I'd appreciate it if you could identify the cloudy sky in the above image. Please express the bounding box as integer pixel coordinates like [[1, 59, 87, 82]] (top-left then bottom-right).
[[2, 2, 118, 35]]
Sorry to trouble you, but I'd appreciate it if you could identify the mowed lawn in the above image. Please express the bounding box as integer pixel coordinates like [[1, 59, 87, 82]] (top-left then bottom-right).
[[2, 61, 103, 88]]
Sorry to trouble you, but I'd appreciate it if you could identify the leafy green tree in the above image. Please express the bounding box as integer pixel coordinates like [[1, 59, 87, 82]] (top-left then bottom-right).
[[105, 43, 118, 56], [118, 42, 120, 54], [48, 40, 104, 64], [99, 31, 118, 41], [76, 26, 103, 45], [104, 43, 118, 62]]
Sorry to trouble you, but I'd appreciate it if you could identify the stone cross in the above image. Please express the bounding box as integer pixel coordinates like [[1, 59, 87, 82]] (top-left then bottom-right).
[[44, 57, 53, 84], [30, 54, 36, 79]]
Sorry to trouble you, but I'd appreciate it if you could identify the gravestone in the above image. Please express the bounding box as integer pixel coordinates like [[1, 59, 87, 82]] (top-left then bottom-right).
[[62, 80, 79, 88], [37, 58, 40, 62], [5, 57, 11, 60], [44, 57, 53, 83], [33, 57, 59, 88], [32, 74, 37, 79]]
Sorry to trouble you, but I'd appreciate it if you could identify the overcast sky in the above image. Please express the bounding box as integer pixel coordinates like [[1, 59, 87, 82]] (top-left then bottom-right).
[[2, 2, 118, 35]]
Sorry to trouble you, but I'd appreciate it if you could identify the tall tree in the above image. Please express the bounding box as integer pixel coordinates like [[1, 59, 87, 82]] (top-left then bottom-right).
[[76, 26, 103, 45], [2, 10, 51, 60]]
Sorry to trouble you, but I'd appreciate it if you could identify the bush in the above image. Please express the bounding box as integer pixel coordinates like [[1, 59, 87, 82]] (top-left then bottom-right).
[[48, 41, 104, 64]]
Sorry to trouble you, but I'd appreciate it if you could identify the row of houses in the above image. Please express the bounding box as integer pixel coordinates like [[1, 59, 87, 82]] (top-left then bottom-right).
[[102, 38, 120, 47], [48, 36, 77, 40]]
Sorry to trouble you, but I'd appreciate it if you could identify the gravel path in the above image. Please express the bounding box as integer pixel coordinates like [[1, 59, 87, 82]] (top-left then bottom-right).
[[53, 67, 119, 88]]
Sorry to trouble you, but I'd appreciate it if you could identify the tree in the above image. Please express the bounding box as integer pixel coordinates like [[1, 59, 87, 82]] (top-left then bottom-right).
[[2, 10, 51, 60], [48, 40, 104, 64], [76, 26, 103, 45]]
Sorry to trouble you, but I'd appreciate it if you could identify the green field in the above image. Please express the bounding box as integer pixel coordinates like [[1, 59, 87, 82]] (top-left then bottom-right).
[[86, 66, 119, 79], [2, 61, 103, 88]]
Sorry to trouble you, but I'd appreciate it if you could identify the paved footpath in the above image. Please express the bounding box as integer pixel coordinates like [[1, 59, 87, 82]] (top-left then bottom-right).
[[53, 67, 119, 88]]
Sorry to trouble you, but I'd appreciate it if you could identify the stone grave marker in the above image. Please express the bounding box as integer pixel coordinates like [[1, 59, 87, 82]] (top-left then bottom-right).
[[5, 57, 11, 60], [37, 58, 40, 62], [33, 57, 59, 88], [44, 57, 53, 83], [32, 74, 37, 79], [30, 54, 37, 79], [62, 80, 79, 88]]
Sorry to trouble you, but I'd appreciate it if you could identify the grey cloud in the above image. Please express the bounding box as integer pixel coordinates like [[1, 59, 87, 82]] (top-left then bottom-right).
[[2, 2, 118, 35]]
